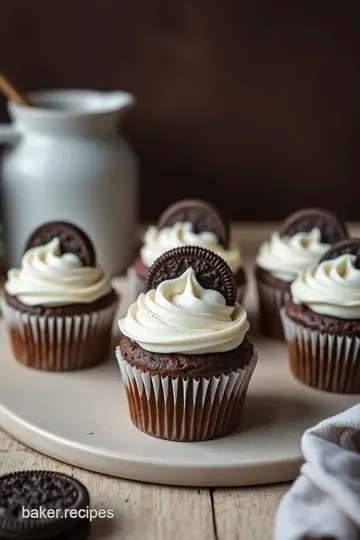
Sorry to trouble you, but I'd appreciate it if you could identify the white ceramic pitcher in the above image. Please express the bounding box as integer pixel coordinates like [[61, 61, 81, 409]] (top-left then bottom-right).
[[0, 89, 138, 275]]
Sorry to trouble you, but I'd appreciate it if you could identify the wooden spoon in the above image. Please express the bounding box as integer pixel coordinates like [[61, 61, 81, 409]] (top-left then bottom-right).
[[0, 73, 31, 106]]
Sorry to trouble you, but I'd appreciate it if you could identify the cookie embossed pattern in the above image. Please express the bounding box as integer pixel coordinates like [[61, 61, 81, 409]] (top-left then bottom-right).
[[0, 470, 92, 539]]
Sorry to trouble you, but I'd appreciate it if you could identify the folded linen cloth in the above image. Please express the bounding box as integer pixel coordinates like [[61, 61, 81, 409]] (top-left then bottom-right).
[[274, 404, 360, 540]]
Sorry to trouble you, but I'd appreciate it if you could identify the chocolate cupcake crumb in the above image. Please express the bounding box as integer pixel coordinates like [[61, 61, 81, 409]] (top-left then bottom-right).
[[285, 297, 360, 336], [120, 335, 254, 378], [3, 288, 118, 317]]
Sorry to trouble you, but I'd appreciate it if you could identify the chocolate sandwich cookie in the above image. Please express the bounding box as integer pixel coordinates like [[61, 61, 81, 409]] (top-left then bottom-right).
[[279, 208, 348, 244], [144, 246, 237, 306], [157, 199, 229, 248], [320, 238, 360, 267], [25, 221, 96, 267], [0, 470, 91, 539]]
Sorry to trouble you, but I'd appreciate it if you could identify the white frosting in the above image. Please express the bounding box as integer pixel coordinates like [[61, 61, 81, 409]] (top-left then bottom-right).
[[291, 254, 360, 319], [5, 237, 112, 306], [118, 267, 249, 354], [256, 228, 331, 281], [140, 222, 242, 273]]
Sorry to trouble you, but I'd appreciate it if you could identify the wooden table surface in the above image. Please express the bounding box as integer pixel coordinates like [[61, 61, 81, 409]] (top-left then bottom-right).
[[2, 222, 358, 540], [0, 430, 289, 539]]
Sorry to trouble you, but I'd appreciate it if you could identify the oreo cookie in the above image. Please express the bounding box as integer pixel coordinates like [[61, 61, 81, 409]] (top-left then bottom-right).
[[24, 221, 96, 267], [279, 208, 348, 244], [320, 238, 360, 268], [144, 246, 237, 305], [157, 199, 229, 248], [0, 470, 91, 539]]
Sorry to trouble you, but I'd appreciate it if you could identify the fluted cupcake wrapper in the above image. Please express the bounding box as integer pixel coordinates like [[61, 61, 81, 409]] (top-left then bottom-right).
[[256, 281, 290, 340], [115, 349, 258, 441], [1, 297, 118, 371], [281, 308, 360, 394]]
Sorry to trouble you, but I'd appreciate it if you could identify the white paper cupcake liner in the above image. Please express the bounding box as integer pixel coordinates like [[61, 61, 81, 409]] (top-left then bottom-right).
[[1, 297, 118, 371], [115, 349, 258, 441], [281, 308, 360, 393], [256, 281, 290, 340]]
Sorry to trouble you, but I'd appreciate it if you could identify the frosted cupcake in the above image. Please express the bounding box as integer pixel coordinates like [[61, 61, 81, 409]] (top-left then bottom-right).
[[1, 221, 119, 371], [255, 208, 348, 340], [117, 246, 257, 441], [282, 238, 360, 393], [129, 199, 246, 302]]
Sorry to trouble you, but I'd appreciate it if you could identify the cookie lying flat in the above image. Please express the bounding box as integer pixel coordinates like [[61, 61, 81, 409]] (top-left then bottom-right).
[[0, 470, 91, 539]]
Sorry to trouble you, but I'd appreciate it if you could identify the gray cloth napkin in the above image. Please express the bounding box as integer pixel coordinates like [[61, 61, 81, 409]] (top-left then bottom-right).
[[274, 404, 360, 540]]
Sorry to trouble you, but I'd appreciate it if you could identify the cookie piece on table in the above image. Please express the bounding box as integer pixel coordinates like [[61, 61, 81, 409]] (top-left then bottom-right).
[[0, 470, 91, 539]]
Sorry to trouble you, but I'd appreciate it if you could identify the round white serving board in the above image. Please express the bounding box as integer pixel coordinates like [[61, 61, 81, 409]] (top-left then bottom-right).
[[0, 275, 359, 487]]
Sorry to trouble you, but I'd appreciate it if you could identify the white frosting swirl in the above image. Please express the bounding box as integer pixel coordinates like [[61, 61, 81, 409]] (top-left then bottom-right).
[[119, 267, 249, 354], [291, 254, 360, 319], [256, 228, 331, 281], [5, 237, 112, 306], [140, 222, 242, 273]]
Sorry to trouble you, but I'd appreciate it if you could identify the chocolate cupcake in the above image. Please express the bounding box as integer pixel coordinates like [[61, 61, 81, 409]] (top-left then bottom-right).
[[1, 221, 119, 371], [281, 238, 360, 393], [255, 208, 348, 340], [129, 199, 247, 303], [117, 246, 257, 442]]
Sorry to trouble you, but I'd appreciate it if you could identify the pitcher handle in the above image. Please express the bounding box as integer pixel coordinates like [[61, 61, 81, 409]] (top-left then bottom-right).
[[0, 124, 21, 145]]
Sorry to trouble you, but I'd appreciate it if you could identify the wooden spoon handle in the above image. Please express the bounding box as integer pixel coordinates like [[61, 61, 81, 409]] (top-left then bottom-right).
[[0, 73, 31, 106]]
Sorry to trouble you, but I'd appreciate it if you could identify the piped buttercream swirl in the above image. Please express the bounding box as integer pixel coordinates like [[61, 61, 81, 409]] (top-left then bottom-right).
[[291, 254, 360, 319], [119, 267, 249, 354], [5, 237, 112, 306], [140, 222, 242, 273], [256, 227, 330, 281]]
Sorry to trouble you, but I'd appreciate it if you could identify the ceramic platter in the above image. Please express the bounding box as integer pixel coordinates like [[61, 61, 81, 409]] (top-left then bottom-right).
[[0, 274, 359, 487]]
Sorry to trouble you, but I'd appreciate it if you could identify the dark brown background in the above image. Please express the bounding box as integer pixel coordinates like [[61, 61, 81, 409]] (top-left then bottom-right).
[[1, 1, 359, 222]]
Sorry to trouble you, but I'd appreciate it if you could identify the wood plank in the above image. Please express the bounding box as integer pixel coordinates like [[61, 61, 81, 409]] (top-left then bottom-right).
[[213, 484, 290, 540], [0, 428, 74, 476], [75, 471, 216, 540], [0, 429, 215, 540]]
